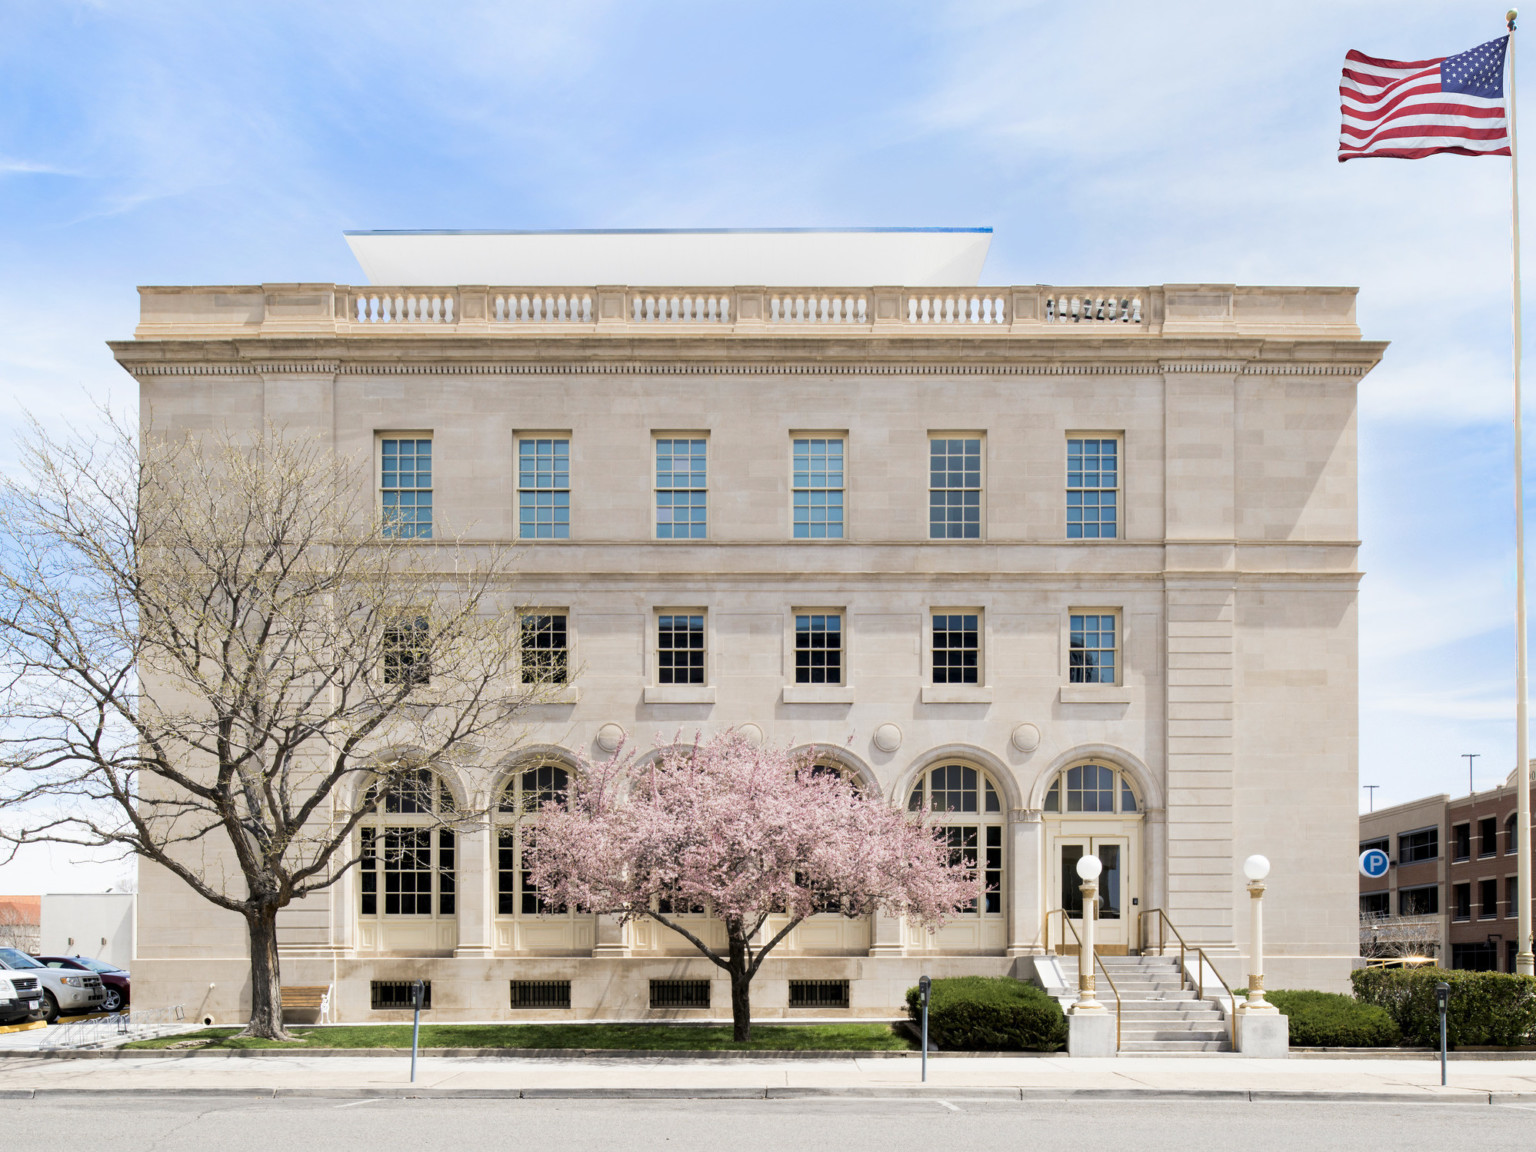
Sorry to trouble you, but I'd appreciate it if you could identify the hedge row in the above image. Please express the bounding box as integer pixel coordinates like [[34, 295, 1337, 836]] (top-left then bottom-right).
[[1350, 967, 1536, 1047], [905, 976, 1066, 1052], [1263, 990, 1400, 1048]]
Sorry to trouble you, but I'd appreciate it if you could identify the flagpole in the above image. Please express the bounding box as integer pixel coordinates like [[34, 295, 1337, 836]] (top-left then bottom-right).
[[1510, 7, 1534, 978]]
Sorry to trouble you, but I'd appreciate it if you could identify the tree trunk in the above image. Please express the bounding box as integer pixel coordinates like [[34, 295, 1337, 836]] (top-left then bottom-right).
[[727, 931, 753, 1042], [240, 903, 293, 1041]]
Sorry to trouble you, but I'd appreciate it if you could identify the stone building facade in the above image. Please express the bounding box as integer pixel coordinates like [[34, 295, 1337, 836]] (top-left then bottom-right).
[[113, 239, 1382, 1023]]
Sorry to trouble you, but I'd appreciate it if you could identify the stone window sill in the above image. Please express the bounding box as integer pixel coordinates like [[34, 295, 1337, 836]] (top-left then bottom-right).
[[782, 685, 855, 704], [643, 685, 716, 705], [921, 684, 994, 704], [1059, 683, 1131, 704], [524, 684, 580, 705]]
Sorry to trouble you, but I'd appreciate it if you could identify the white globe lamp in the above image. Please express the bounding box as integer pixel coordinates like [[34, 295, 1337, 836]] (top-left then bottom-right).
[[1243, 854, 1270, 882]]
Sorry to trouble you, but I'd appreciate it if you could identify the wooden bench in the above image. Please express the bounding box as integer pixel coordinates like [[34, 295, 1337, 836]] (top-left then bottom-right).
[[279, 985, 332, 1024]]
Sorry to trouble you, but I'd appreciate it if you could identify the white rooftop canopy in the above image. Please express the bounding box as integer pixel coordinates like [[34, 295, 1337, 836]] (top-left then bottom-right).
[[344, 228, 992, 288]]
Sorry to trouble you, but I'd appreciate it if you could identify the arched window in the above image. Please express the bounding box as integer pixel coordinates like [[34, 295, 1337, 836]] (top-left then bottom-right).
[[358, 768, 456, 918], [907, 763, 1004, 916], [1042, 763, 1141, 815], [496, 762, 571, 915]]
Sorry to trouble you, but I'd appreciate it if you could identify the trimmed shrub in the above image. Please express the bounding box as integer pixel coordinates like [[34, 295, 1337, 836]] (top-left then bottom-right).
[[904, 976, 1066, 1052], [1351, 967, 1536, 1047], [1265, 990, 1401, 1048]]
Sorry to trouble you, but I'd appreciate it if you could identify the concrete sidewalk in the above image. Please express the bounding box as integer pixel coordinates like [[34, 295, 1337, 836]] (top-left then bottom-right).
[[2, 1052, 1535, 1104]]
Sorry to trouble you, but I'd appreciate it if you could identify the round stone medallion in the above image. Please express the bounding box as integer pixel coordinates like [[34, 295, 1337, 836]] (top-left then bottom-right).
[[1011, 722, 1042, 754], [872, 723, 902, 754], [738, 723, 765, 747], [595, 722, 626, 754]]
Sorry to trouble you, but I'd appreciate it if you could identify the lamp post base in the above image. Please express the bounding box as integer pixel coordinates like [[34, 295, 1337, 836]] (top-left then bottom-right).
[[1067, 1009, 1115, 1057], [1234, 1008, 1288, 1058]]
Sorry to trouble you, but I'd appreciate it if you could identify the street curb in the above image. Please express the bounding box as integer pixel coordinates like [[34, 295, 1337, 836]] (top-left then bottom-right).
[[2, 1085, 1535, 1104], [0, 1047, 1060, 1061]]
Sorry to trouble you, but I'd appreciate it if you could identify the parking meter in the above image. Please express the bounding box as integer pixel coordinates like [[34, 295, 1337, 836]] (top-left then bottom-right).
[[410, 979, 425, 1083], [918, 975, 932, 1083], [1435, 981, 1449, 1085]]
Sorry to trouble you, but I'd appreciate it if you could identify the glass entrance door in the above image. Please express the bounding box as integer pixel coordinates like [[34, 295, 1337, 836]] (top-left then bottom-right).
[[1054, 835, 1133, 951]]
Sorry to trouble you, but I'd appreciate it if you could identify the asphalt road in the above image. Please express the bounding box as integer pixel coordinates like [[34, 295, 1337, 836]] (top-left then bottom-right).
[[13, 1097, 1536, 1151]]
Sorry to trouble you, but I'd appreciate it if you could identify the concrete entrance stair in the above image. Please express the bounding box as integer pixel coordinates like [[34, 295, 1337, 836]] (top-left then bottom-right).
[[1056, 954, 1233, 1054]]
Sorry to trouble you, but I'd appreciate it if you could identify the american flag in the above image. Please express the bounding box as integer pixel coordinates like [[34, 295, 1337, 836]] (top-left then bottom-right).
[[1339, 36, 1511, 161]]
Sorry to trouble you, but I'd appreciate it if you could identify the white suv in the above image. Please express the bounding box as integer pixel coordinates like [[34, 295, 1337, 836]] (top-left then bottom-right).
[[0, 948, 104, 1023], [0, 970, 43, 1025]]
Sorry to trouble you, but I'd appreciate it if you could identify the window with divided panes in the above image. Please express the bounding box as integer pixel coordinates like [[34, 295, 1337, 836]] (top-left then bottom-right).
[[907, 764, 1003, 915], [520, 613, 569, 685], [359, 769, 455, 918], [497, 763, 571, 916]]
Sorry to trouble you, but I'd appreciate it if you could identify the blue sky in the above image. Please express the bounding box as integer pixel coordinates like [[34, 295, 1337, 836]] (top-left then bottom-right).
[[0, 0, 1529, 889]]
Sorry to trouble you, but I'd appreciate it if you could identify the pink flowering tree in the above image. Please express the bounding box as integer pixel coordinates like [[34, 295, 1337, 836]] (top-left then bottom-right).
[[524, 731, 977, 1041]]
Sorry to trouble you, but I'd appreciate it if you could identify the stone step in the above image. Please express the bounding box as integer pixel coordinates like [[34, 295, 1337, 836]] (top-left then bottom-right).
[[1119, 1040, 1232, 1054], [1121, 1027, 1231, 1041]]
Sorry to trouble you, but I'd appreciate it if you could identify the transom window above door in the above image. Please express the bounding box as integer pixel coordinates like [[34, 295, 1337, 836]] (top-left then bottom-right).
[[1042, 763, 1140, 814]]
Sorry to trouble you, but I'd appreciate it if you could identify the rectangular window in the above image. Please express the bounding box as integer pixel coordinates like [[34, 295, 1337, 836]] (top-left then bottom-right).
[[380, 438, 432, 539], [931, 612, 980, 685], [1509, 876, 1520, 918], [1067, 437, 1119, 539], [657, 613, 706, 685], [437, 828, 455, 916], [496, 829, 516, 916], [518, 437, 570, 539], [1453, 882, 1471, 921], [929, 436, 982, 539], [1508, 815, 1519, 854], [1480, 878, 1499, 918], [656, 438, 707, 539], [1359, 891, 1389, 917], [792, 438, 844, 539], [1479, 817, 1498, 857], [649, 979, 710, 1009], [1452, 823, 1471, 861], [1069, 613, 1118, 684], [381, 828, 433, 915], [1360, 837, 1389, 855], [371, 980, 430, 1010], [520, 613, 569, 685], [383, 615, 431, 686], [794, 613, 843, 685], [360, 828, 378, 916], [1451, 942, 1498, 972], [510, 980, 571, 1009], [1398, 884, 1439, 917], [1399, 827, 1439, 864], [788, 980, 850, 1009]]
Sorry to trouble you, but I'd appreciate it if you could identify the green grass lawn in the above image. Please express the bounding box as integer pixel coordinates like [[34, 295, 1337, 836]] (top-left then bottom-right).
[[124, 1022, 914, 1052]]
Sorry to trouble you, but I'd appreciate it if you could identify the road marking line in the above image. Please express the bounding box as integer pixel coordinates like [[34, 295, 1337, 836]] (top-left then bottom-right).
[[935, 1099, 961, 1112], [335, 1098, 379, 1108]]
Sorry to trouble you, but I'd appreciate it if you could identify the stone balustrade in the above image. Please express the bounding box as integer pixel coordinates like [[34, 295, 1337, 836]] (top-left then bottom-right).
[[131, 283, 1363, 340]]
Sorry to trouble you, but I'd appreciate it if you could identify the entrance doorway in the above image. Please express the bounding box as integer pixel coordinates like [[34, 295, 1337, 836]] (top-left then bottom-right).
[[1041, 762, 1145, 955], [1053, 836, 1134, 952]]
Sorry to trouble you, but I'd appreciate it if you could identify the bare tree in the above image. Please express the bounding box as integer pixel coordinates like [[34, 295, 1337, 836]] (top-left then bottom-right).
[[1359, 913, 1442, 961], [0, 414, 547, 1039], [0, 901, 41, 954]]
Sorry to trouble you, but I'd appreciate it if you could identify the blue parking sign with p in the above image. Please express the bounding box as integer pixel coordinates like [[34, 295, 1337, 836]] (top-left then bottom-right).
[[1359, 848, 1390, 879]]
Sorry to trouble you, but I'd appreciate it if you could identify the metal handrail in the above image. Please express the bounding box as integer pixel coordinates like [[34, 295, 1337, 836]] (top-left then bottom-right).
[[1137, 908, 1237, 1049], [1046, 907, 1122, 1052]]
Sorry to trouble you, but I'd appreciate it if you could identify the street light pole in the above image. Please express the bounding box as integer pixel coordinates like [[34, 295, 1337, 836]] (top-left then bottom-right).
[[1240, 855, 1277, 1014], [1072, 853, 1105, 1014]]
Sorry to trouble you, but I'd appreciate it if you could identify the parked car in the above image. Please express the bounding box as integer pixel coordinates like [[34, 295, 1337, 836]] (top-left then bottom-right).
[[35, 956, 129, 1013], [0, 970, 44, 1025], [0, 947, 105, 1023]]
